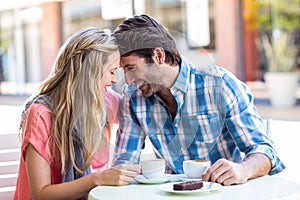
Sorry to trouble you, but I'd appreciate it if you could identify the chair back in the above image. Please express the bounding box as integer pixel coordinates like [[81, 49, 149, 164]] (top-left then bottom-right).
[[0, 133, 21, 200]]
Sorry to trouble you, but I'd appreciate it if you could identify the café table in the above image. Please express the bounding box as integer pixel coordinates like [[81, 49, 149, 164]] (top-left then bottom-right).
[[88, 175, 300, 200]]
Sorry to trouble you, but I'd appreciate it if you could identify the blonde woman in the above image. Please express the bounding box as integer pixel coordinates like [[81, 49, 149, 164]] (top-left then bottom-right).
[[14, 27, 140, 200]]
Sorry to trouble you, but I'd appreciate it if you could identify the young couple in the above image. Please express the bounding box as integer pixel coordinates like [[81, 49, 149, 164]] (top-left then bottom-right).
[[15, 15, 285, 200]]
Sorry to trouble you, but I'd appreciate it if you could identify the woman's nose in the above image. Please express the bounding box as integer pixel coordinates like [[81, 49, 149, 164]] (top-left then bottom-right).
[[111, 74, 118, 84]]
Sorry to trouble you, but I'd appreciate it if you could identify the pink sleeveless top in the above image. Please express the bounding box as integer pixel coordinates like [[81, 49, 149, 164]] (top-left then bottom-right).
[[14, 88, 120, 199]]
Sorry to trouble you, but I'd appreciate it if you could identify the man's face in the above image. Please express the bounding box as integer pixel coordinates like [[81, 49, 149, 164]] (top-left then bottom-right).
[[120, 55, 163, 97]]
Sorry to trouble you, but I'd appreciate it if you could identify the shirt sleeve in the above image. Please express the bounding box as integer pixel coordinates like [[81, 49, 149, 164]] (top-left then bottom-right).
[[21, 103, 53, 164], [220, 70, 285, 175], [112, 85, 146, 166]]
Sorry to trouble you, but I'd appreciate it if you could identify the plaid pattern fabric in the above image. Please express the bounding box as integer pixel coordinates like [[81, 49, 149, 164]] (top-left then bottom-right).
[[113, 59, 285, 175]]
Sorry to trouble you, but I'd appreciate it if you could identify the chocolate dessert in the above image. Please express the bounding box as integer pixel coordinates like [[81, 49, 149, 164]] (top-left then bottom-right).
[[173, 181, 204, 191]]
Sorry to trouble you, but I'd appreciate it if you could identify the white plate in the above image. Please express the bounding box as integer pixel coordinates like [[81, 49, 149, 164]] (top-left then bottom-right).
[[159, 181, 222, 194], [134, 174, 171, 184]]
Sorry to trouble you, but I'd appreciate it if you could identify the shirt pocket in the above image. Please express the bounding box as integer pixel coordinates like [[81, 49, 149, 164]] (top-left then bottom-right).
[[190, 112, 223, 144]]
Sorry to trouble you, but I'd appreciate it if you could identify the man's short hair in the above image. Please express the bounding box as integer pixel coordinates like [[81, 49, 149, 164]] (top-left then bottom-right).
[[113, 14, 181, 66]]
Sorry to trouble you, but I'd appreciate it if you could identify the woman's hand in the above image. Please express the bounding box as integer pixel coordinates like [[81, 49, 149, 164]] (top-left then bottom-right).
[[94, 164, 141, 186]]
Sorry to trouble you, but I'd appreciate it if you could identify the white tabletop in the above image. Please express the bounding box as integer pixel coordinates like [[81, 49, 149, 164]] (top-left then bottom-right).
[[88, 175, 300, 200]]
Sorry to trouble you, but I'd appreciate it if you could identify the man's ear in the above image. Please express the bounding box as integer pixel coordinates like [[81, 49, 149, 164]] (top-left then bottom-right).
[[152, 47, 165, 64]]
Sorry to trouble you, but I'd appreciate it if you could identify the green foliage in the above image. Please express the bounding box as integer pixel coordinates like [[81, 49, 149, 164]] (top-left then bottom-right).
[[258, 0, 300, 32]]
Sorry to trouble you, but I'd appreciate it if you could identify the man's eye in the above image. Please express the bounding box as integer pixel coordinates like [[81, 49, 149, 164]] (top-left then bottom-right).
[[123, 66, 135, 73], [111, 71, 115, 75]]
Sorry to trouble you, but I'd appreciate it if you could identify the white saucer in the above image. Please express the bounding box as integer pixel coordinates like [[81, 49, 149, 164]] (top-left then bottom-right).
[[159, 181, 222, 194], [176, 174, 202, 182], [134, 174, 170, 184]]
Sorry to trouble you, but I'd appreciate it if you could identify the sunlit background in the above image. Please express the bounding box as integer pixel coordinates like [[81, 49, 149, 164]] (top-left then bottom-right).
[[0, 0, 299, 199], [0, 0, 299, 95]]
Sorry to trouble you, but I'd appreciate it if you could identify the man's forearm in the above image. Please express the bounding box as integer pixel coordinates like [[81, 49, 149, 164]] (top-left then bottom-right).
[[242, 153, 272, 180]]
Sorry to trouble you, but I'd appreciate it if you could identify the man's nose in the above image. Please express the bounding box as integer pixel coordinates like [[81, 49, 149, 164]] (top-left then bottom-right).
[[124, 72, 135, 84]]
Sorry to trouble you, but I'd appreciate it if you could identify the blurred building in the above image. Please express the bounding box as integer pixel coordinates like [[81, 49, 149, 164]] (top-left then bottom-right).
[[0, 0, 297, 95]]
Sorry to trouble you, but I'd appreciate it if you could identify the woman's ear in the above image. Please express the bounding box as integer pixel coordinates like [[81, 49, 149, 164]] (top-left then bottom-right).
[[152, 48, 165, 64]]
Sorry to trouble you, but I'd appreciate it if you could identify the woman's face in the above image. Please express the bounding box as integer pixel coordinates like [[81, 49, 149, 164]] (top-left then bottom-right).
[[101, 53, 120, 92]]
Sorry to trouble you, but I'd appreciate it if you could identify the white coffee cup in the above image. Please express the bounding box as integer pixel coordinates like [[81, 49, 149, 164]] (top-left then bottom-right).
[[141, 159, 165, 179], [183, 160, 211, 179]]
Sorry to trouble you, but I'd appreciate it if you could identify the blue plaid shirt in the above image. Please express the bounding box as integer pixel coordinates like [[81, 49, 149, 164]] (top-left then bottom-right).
[[113, 59, 285, 175]]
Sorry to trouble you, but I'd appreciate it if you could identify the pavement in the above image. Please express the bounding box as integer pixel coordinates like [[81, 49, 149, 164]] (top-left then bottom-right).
[[0, 95, 27, 135], [0, 95, 28, 106]]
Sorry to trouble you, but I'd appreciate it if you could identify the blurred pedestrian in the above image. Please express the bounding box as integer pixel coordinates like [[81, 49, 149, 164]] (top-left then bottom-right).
[[0, 48, 4, 94]]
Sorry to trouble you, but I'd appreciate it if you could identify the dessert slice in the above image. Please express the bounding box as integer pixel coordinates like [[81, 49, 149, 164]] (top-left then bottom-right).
[[173, 181, 203, 191]]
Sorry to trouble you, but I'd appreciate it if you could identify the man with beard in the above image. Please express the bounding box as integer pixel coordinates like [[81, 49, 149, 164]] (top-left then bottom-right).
[[112, 14, 285, 186]]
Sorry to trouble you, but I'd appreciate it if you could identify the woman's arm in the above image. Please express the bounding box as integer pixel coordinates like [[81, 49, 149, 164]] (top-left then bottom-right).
[[26, 144, 140, 200]]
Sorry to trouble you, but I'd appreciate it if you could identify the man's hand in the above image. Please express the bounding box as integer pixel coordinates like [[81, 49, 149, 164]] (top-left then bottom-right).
[[201, 158, 249, 185], [94, 164, 141, 186], [202, 154, 271, 185]]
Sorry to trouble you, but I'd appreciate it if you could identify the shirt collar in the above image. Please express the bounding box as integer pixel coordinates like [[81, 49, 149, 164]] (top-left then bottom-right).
[[170, 58, 190, 94]]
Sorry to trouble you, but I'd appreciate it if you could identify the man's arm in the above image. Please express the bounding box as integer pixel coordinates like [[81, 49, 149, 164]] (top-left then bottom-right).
[[112, 86, 145, 166], [203, 70, 285, 185]]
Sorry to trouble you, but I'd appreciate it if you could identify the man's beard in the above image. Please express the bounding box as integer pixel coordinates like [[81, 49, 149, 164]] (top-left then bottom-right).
[[139, 83, 153, 97]]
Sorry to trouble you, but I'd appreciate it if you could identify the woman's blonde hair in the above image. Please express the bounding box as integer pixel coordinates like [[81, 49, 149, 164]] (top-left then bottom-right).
[[37, 27, 118, 173]]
